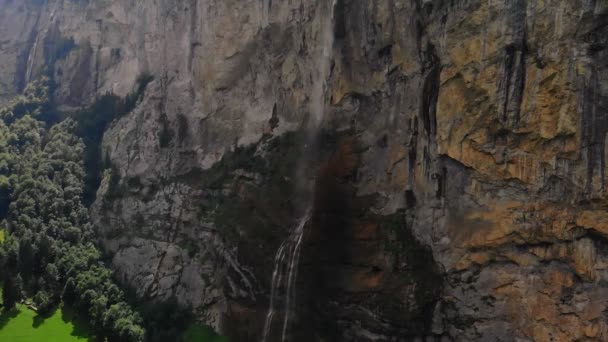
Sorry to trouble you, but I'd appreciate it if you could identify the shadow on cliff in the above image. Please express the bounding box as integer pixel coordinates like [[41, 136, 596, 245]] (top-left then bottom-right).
[[291, 133, 443, 341], [210, 130, 443, 341]]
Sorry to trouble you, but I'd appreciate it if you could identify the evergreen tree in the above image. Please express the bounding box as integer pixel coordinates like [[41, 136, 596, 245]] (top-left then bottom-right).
[[2, 273, 21, 310], [0, 79, 145, 341]]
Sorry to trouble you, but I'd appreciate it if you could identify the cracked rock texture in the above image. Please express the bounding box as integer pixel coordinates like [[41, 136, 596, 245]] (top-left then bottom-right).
[[2, 0, 608, 341]]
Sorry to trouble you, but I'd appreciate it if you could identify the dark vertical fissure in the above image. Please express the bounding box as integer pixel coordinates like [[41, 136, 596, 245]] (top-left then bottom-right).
[[408, 116, 419, 190], [187, 0, 198, 73], [499, 43, 526, 126], [420, 43, 440, 140], [580, 11, 608, 194], [582, 68, 608, 193], [497, 0, 527, 128]]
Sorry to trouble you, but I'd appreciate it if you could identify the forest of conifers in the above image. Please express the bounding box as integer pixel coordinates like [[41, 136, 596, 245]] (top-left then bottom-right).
[[0, 78, 203, 342]]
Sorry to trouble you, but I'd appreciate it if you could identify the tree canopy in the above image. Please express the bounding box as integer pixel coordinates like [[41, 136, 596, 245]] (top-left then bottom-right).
[[0, 79, 145, 342]]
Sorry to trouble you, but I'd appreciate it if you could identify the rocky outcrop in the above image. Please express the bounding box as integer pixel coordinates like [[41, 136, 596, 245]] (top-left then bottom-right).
[[2, 0, 608, 341], [427, 1, 608, 340]]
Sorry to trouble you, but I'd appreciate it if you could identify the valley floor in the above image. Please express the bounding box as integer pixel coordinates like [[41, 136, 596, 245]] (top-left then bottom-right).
[[0, 304, 94, 342]]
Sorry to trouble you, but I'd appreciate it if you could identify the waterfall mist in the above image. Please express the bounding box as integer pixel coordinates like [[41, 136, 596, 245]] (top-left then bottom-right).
[[261, 1, 338, 341]]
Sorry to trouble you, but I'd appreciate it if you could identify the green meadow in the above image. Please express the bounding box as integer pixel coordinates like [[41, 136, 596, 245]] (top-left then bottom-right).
[[0, 270, 225, 342], [0, 304, 95, 342], [0, 304, 227, 342], [183, 324, 228, 342]]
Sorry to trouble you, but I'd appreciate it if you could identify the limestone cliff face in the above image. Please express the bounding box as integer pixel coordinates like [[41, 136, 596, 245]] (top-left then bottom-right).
[[2, 0, 608, 340]]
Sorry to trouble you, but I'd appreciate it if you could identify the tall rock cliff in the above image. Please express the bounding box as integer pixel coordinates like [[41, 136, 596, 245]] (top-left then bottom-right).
[[2, 0, 608, 341]]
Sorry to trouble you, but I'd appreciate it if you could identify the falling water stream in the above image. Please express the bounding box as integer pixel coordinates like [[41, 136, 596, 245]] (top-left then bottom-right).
[[25, 1, 59, 85], [262, 210, 311, 341], [261, 1, 337, 341]]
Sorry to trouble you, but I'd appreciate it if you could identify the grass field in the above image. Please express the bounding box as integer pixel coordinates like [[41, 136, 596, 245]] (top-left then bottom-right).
[[0, 262, 95, 342], [183, 324, 228, 342], [0, 300, 95, 342], [0, 286, 227, 341], [0, 310, 227, 342]]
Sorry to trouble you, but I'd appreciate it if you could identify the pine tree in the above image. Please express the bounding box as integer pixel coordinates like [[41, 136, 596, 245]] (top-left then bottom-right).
[[2, 273, 21, 310]]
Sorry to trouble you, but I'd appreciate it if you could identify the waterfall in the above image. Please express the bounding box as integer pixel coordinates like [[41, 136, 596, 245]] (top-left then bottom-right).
[[25, 22, 43, 84], [309, 0, 337, 129], [261, 211, 311, 341], [261, 1, 337, 341], [262, 0, 272, 27], [26, 0, 59, 84]]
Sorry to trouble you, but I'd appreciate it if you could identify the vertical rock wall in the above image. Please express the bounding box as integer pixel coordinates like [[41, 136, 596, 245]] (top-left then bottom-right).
[[1, 0, 608, 340]]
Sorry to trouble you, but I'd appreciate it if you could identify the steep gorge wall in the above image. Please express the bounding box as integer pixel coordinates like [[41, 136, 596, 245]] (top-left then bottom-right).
[[1, 0, 608, 340]]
